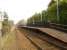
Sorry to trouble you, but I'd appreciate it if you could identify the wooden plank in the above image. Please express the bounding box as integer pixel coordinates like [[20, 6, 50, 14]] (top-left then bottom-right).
[[39, 28, 67, 43]]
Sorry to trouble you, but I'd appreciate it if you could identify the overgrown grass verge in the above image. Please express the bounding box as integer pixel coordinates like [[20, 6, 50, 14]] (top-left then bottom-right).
[[2, 31, 16, 48]]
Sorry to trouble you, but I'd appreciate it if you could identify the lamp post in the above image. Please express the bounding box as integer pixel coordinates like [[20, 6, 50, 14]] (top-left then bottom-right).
[[41, 12, 42, 22], [33, 18, 34, 24], [57, 0, 59, 23], [33, 17, 35, 26]]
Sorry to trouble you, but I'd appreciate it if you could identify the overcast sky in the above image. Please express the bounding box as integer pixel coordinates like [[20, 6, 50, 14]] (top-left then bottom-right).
[[0, 0, 51, 24]]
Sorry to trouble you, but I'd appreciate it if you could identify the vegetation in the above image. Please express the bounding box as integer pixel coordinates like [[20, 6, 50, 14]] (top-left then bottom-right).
[[2, 11, 13, 36], [27, 0, 67, 26]]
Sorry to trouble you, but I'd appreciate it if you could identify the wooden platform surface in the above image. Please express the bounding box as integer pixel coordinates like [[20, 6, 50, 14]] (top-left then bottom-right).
[[38, 28, 67, 43], [22, 26, 67, 43]]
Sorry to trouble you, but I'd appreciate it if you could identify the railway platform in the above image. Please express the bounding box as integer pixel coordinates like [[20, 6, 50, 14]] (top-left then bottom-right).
[[21, 26, 67, 43], [38, 28, 67, 43]]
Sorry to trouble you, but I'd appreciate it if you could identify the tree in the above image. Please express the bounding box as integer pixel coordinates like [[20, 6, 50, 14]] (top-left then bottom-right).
[[2, 11, 9, 35], [47, 0, 67, 24], [48, 0, 55, 7]]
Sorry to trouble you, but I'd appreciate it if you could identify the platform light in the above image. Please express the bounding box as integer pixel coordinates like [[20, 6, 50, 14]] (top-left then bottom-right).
[[41, 12, 42, 22], [33, 17, 35, 24], [57, 0, 59, 23]]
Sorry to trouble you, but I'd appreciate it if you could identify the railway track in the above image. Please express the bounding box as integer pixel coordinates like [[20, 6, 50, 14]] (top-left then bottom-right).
[[19, 26, 67, 50], [19, 28, 61, 50], [26, 33, 60, 50]]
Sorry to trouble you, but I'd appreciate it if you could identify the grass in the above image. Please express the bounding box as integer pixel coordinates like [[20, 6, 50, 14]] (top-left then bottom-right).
[[2, 31, 16, 48]]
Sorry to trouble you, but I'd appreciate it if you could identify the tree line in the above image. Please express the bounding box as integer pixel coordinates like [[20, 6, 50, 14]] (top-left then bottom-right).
[[27, 0, 67, 26], [0, 11, 14, 36]]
